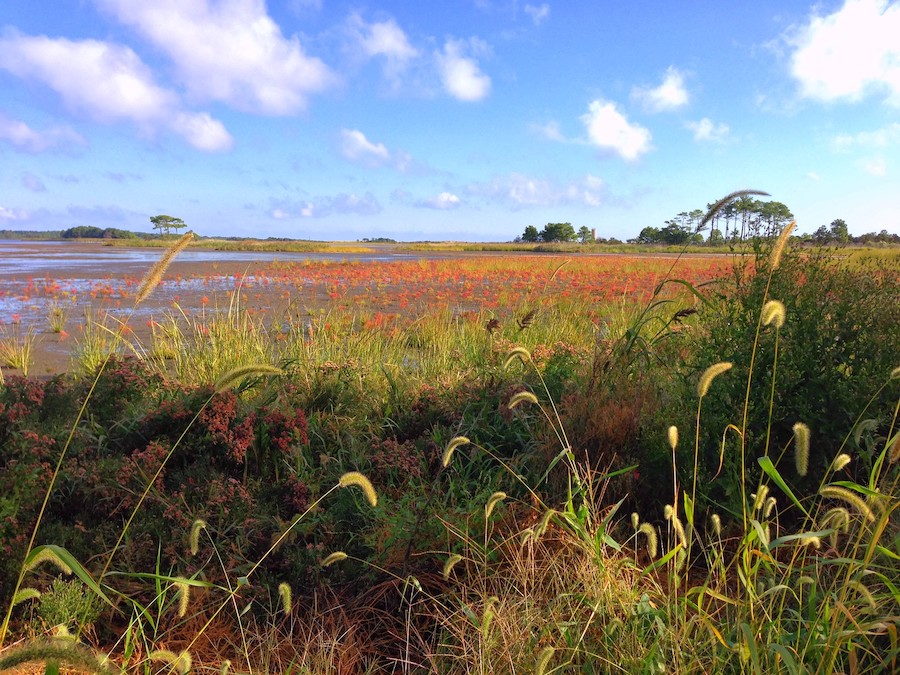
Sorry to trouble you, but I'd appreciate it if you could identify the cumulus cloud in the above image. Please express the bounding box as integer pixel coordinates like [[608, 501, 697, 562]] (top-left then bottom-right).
[[0, 111, 86, 153], [417, 192, 461, 210], [0, 32, 232, 151], [632, 66, 689, 112], [524, 3, 551, 25], [580, 100, 652, 161], [436, 38, 491, 101], [340, 128, 391, 166], [466, 173, 604, 209], [94, 0, 337, 114], [686, 117, 730, 143], [789, 0, 900, 106], [345, 12, 420, 90]]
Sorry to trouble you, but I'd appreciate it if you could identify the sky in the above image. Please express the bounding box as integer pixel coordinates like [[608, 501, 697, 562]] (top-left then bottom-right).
[[0, 0, 898, 242]]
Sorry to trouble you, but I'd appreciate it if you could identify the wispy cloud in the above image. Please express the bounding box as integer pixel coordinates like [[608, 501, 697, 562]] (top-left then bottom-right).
[[580, 100, 652, 160], [465, 173, 605, 208], [0, 111, 86, 153], [632, 66, 689, 113], [270, 192, 382, 219], [524, 4, 551, 26], [686, 117, 730, 143], [788, 0, 900, 107], [22, 172, 46, 192]]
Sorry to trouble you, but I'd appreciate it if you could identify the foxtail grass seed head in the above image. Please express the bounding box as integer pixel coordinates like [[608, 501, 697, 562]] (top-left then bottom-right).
[[697, 362, 733, 398], [891, 366, 900, 379], [764, 496, 777, 519], [801, 535, 822, 549], [846, 579, 877, 611], [793, 422, 811, 477], [711, 513, 722, 538], [12, 588, 41, 606], [752, 485, 770, 513], [769, 221, 795, 270], [220, 662, 231, 675], [631, 512, 640, 530], [639, 522, 658, 558], [213, 364, 282, 393], [485, 491, 507, 519], [667, 425, 678, 451], [25, 547, 73, 575], [278, 582, 292, 614], [820, 485, 875, 521], [190, 518, 207, 556], [761, 300, 786, 329], [535, 508, 556, 538], [830, 453, 852, 473], [338, 471, 377, 507], [150, 649, 192, 674], [889, 433, 900, 464], [321, 551, 348, 568], [174, 578, 190, 618], [508, 390, 539, 409], [135, 232, 193, 304], [664, 504, 674, 520], [535, 647, 555, 675], [441, 436, 470, 468], [442, 554, 464, 580], [503, 346, 531, 370]]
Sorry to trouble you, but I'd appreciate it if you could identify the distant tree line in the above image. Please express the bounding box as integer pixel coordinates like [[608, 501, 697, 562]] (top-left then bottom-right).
[[517, 222, 622, 244], [61, 226, 139, 239]]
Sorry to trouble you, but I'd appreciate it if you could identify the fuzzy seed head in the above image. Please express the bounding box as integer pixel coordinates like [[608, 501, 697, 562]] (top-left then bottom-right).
[[830, 453, 851, 473], [667, 425, 678, 451], [891, 366, 900, 379], [769, 221, 795, 270], [664, 504, 674, 520], [508, 391, 539, 409], [535, 647, 555, 675], [697, 362, 733, 398], [801, 535, 822, 549], [671, 514, 687, 547], [889, 433, 900, 464], [190, 518, 207, 556], [638, 522, 658, 559], [820, 485, 875, 521], [503, 346, 531, 370], [793, 422, 811, 477], [213, 364, 282, 393], [11, 588, 41, 606], [764, 496, 777, 519], [631, 512, 640, 530], [338, 471, 378, 507], [752, 485, 770, 513], [485, 491, 507, 520], [442, 554, 464, 580], [174, 578, 190, 618], [441, 436, 470, 468], [321, 551, 348, 567], [535, 508, 556, 538], [761, 300, 786, 329], [221, 661, 231, 675], [711, 513, 722, 538], [278, 582, 292, 614], [24, 547, 73, 575], [135, 232, 193, 304]]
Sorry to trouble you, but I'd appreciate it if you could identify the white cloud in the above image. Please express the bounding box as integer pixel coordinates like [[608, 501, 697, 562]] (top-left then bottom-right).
[[436, 38, 492, 102], [580, 100, 652, 161], [466, 173, 605, 209], [806, 171, 821, 181], [0, 112, 86, 153], [530, 120, 566, 142], [418, 192, 461, 210], [686, 117, 730, 143], [789, 0, 900, 106], [0, 32, 232, 151], [831, 122, 900, 151], [95, 0, 337, 115], [0, 205, 30, 221], [524, 4, 551, 25], [340, 128, 391, 166], [272, 192, 382, 218], [861, 157, 887, 176], [632, 66, 689, 112], [349, 13, 418, 62]]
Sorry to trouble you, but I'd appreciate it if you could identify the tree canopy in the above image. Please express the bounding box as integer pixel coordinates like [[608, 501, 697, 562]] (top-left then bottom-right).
[[150, 215, 187, 236]]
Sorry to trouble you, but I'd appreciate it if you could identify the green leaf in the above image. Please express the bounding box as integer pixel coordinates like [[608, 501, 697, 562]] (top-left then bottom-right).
[[25, 545, 113, 608], [757, 457, 809, 518]]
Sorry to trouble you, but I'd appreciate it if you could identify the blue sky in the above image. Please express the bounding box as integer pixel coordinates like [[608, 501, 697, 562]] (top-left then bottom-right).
[[1, 1, 898, 241]]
